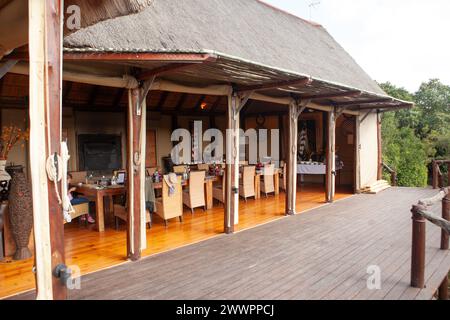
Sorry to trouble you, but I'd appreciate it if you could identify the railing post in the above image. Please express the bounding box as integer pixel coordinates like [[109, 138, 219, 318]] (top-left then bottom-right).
[[391, 171, 397, 187], [411, 205, 426, 288], [438, 173, 444, 189], [442, 193, 449, 250], [432, 160, 438, 189], [438, 276, 448, 300], [447, 163, 450, 187]]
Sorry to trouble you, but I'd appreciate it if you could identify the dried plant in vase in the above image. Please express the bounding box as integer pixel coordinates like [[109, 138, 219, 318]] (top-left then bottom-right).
[[0, 125, 31, 260], [0, 125, 29, 183]]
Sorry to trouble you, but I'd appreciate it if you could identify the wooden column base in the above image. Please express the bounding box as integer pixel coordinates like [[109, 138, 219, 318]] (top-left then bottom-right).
[[286, 209, 296, 216], [224, 226, 234, 234]]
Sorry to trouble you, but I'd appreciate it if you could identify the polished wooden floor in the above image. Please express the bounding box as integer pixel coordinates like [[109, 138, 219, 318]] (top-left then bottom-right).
[[0, 185, 352, 299]]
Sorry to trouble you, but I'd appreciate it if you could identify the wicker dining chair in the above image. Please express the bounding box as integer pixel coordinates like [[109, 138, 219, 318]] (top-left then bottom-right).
[[213, 174, 226, 205], [261, 164, 275, 197], [239, 166, 256, 202], [183, 171, 206, 213], [155, 175, 183, 227], [173, 165, 187, 174]]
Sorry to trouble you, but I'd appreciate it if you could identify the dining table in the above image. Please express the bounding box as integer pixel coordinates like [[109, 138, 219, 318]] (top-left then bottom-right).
[[71, 183, 126, 232]]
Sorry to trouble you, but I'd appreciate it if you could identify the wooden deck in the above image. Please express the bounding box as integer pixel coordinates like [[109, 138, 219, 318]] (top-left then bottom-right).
[[0, 185, 351, 299], [8, 187, 450, 300]]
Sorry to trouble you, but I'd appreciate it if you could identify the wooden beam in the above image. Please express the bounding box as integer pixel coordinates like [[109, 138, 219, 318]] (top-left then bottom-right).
[[8, 51, 216, 62], [112, 88, 125, 108], [137, 63, 199, 81], [87, 85, 99, 107], [236, 77, 312, 93], [63, 52, 215, 62], [62, 81, 73, 106], [175, 93, 188, 111], [126, 86, 148, 261], [326, 109, 336, 203], [285, 100, 299, 216], [377, 111, 383, 180], [355, 103, 412, 111], [301, 90, 361, 100], [224, 93, 247, 233], [0, 60, 18, 80], [360, 110, 372, 123], [210, 96, 222, 112], [336, 98, 393, 107], [29, 0, 66, 300], [155, 91, 169, 112]]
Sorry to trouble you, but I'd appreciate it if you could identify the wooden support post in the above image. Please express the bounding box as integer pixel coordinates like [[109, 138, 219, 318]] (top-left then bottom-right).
[[326, 109, 336, 203], [355, 114, 361, 192], [442, 194, 449, 250], [126, 87, 148, 261], [285, 101, 299, 215], [0, 60, 18, 80], [448, 163, 450, 187], [224, 93, 239, 233], [377, 111, 383, 181], [432, 160, 438, 189], [28, 0, 66, 300], [410, 205, 426, 288], [438, 276, 448, 300]]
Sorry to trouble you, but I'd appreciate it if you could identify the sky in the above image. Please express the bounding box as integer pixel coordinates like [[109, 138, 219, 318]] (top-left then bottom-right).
[[263, 0, 450, 93]]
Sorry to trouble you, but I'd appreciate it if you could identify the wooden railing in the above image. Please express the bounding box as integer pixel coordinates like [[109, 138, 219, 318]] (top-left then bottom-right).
[[432, 160, 450, 189], [382, 162, 398, 186], [410, 187, 449, 299]]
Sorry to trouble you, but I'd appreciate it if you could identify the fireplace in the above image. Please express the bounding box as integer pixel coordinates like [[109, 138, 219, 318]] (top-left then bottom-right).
[[78, 134, 122, 171]]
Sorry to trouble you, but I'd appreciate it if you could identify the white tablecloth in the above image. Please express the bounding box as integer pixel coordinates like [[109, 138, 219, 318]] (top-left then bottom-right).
[[297, 163, 326, 175]]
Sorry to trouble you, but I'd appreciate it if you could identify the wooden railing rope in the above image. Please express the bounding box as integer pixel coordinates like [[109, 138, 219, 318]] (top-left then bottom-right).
[[382, 162, 398, 186], [410, 187, 449, 295], [432, 159, 450, 189]]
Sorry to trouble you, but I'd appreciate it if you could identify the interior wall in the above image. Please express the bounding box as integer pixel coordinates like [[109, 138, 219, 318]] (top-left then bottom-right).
[[336, 115, 355, 186], [68, 110, 127, 171], [147, 113, 172, 169], [359, 112, 378, 187]]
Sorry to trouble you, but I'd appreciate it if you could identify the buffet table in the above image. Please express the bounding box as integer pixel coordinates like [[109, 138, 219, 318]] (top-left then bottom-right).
[[297, 162, 326, 175]]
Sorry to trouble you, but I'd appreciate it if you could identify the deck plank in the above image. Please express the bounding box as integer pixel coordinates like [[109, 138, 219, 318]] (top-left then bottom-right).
[[9, 187, 450, 300]]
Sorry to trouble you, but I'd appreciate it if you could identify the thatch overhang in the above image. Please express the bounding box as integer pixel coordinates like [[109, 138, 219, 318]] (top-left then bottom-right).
[[58, 0, 413, 111]]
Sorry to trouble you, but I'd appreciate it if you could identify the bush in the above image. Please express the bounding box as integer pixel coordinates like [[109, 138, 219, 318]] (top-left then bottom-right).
[[382, 117, 428, 187]]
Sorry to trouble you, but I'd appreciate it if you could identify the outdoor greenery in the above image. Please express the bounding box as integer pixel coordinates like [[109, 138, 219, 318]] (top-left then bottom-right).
[[379, 79, 450, 187]]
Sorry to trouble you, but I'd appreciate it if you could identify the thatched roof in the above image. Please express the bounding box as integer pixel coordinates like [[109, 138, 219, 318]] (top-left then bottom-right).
[[64, 0, 385, 96]]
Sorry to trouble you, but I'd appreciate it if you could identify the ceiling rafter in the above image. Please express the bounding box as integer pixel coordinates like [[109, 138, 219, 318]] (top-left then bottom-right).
[[301, 90, 362, 100], [62, 81, 73, 106], [112, 88, 125, 108], [155, 91, 170, 112], [235, 77, 312, 93], [175, 93, 188, 111], [335, 98, 394, 107], [137, 62, 200, 81], [87, 85, 100, 107]]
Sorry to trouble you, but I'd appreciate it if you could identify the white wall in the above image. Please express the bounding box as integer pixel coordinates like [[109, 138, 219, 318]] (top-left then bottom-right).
[[358, 112, 378, 188]]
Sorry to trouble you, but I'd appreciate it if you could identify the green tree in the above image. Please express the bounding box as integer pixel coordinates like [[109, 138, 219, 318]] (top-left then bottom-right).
[[414, 79, 450, 140], [379, 82, 429, 187]]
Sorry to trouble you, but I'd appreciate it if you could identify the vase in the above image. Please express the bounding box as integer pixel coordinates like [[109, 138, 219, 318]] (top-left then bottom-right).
[[0, 159, 11, 201], [7, 165, 33, 260]]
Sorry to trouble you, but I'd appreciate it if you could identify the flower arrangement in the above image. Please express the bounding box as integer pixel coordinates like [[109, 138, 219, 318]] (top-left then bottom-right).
[[0, 125, 30, 160]]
